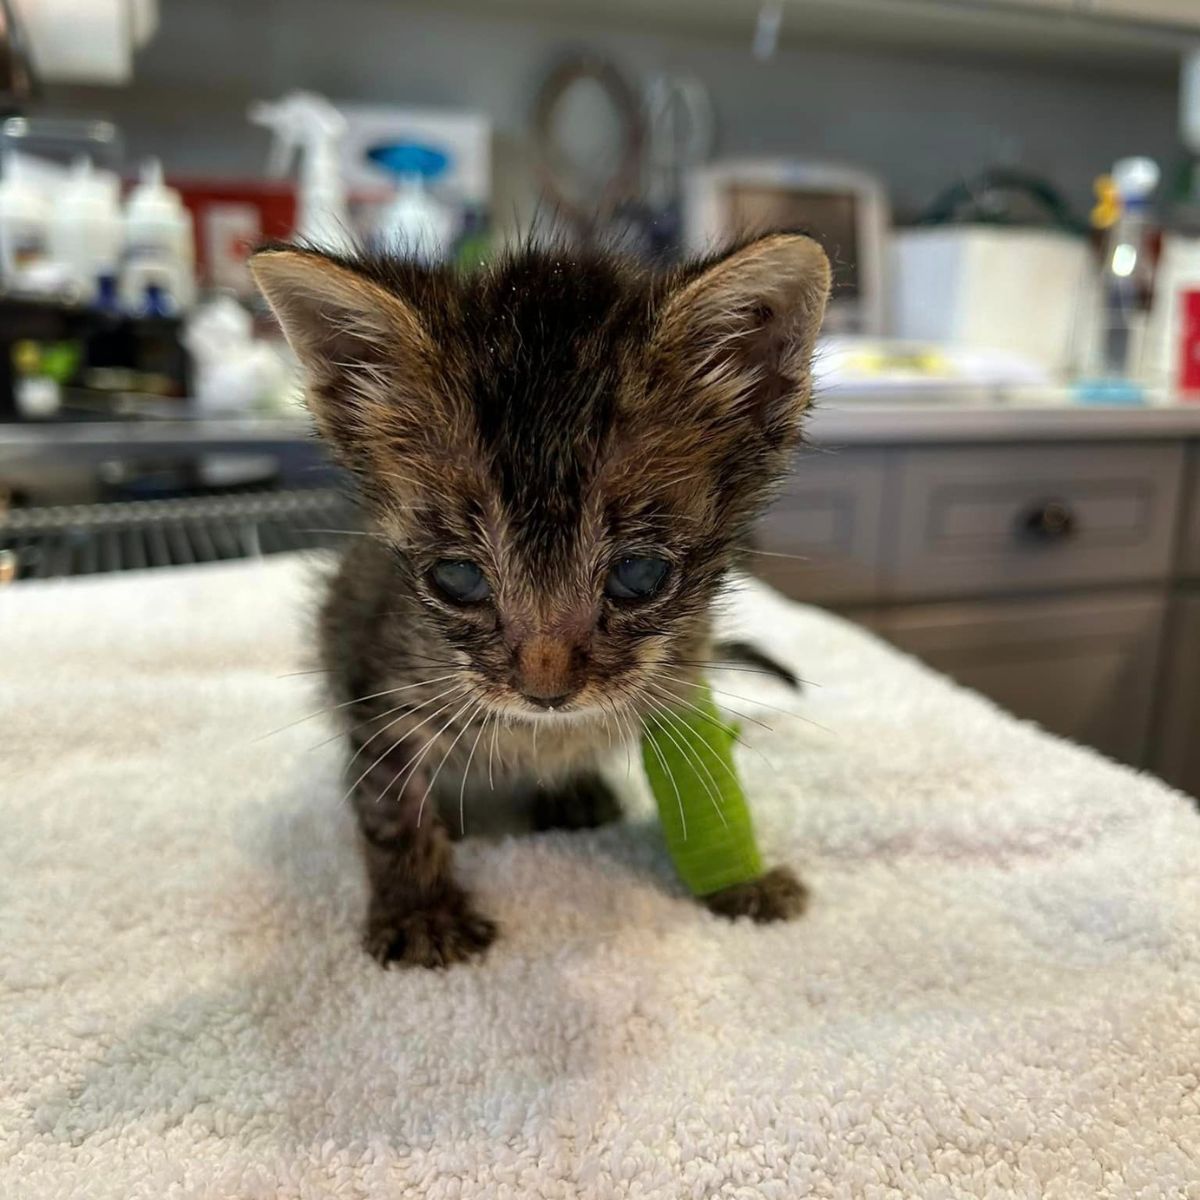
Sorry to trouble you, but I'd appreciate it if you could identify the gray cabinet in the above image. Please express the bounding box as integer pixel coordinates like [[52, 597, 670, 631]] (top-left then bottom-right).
[[1182, 446, 1200, 581], [888, 443, 1183, 599], [758, 435, 1199, 784], [754, 450, 887, 603], [1152, 591, 1200, 797], [1086, 0, 1200, 28], [876, 591, 1166, 766]]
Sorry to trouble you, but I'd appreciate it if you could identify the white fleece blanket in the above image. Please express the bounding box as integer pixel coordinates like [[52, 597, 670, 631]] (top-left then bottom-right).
[[3, 555, 1200, 1199]]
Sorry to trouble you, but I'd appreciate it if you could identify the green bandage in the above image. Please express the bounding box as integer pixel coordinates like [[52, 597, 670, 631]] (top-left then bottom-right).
[[641, 683, 763, 896]]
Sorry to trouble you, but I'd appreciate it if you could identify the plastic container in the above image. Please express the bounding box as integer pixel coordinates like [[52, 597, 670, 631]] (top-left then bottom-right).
[[48, 157, 122, 305], [891, 227, 1092, 376], [0, 152, 50, 290], [1148, 233, 1200, 399], [120, 159, 196, 315]]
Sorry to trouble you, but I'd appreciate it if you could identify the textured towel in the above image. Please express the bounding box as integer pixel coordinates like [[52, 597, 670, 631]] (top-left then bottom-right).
[[3, 555, 1200, 1199]]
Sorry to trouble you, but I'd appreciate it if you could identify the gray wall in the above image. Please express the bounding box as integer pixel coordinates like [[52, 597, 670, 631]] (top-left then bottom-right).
[[40, 0, 1181, 225]]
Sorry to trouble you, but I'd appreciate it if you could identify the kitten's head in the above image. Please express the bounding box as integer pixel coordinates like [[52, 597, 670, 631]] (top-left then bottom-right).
[[251, 236, 828, 720]]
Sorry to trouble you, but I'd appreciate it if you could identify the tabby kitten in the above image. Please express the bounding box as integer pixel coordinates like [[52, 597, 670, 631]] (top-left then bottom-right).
[[250, 233, 829, 968]]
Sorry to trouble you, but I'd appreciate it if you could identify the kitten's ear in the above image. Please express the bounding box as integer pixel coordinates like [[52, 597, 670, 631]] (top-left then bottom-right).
[[651, 234, 830, 439], [249, 248, 437, 460]]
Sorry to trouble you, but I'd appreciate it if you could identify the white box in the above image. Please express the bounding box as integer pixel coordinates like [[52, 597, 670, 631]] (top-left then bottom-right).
[[890, 226, 1095, 374]]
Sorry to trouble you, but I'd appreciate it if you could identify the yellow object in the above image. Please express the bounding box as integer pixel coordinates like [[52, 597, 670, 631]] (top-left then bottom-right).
[[846, 346, 951, 377], [1092, 175, 1121, 231]]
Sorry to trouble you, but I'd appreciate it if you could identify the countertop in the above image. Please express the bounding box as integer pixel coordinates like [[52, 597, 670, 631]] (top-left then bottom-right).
[[809, 398, 1200, 444], [4, 397, 1200, 466]]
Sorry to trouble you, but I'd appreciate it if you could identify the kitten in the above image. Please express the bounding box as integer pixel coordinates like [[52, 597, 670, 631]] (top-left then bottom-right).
[[250, 234, 830, 968]]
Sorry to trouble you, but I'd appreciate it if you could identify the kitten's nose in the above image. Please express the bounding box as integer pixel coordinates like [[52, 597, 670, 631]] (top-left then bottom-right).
[[514, 635, 586, 707]]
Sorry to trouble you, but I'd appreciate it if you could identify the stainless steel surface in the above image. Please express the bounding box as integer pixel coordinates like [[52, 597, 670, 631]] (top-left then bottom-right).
[[0, 418, 317, 466]]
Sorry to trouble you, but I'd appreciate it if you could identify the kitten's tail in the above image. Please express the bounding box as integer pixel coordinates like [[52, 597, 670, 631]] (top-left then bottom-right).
[[711, 640, 800, 691]]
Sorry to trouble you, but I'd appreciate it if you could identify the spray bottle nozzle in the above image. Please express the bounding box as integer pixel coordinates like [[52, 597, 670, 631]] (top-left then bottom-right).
[[248, 91, 350, 251]]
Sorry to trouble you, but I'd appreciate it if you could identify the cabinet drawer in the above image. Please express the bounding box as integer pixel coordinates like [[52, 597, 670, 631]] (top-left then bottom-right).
[[889, 443, 1185, 599], [876, 590, 1167, 767], [1151, 590, 1200, 798], [1182, 447, 1200, 581], [754, 450, 886, 603]]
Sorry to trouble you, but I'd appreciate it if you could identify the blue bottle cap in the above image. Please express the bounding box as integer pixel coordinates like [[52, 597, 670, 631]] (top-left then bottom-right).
[[366, 142, 450, 182]]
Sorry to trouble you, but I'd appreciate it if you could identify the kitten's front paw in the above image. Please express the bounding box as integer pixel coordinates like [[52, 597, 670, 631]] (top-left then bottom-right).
[[703, 866, 808, 924], [365, 893, 498, 969]]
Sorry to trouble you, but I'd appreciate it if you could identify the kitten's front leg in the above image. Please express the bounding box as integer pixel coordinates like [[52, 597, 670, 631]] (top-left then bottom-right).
[[349, 732, 497, 969]]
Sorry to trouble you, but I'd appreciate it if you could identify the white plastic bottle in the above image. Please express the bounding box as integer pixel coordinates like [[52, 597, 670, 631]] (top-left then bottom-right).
[[120, 158, 196, 315], [0, 152, 50, 291], [49, 157, 122, 305]]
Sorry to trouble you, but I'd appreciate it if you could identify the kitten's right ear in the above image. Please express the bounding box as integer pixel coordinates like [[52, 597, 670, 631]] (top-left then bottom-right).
[[649, 233, 830, 443], [249, 248, 437, 460]]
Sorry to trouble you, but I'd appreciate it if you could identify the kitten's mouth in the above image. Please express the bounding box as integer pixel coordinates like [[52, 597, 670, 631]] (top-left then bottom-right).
[[521, 693, 575, 712], [506, 695, 608, 724]]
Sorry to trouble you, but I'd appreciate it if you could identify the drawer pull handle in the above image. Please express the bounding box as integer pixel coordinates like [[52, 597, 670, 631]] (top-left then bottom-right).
[[1018, 499, 1078, 542]]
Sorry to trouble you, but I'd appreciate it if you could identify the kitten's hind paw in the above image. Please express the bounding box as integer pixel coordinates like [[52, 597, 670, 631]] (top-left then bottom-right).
[[365, 893, 498, 969], [703, 866, 808, 924]]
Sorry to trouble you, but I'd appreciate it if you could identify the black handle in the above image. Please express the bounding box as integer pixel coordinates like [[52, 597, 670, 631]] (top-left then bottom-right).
[[1018, 499, 1078, 542]]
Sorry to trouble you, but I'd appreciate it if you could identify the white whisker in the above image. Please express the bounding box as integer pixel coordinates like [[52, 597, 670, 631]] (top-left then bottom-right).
[[255, 673, 461, 742], [488, 708, 499, 791], [344, 680, 467, 767], [642, 678, 765, 772], [642, 679, 778, 773], [639, 711, 686, 841], [419, 699, 485, 828], [458, 705, 490, 838], [307, 678, 464, 753], [388, 693, 479, 815], [340, 688, 467, 808], [642, 698, 727, 829], [659, 670, 835, 737]]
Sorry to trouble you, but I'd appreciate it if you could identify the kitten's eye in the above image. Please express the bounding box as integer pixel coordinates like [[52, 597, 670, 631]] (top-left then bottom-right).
[[605, 556, 670, 601], [430, 559, 491, 604]]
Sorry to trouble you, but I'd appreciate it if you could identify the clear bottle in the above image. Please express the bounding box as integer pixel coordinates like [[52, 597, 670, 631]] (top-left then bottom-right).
[[1096, 157, 1160, 383]]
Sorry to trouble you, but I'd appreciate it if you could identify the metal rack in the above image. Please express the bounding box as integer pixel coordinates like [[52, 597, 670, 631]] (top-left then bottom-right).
[[0, 488, 356, 582]]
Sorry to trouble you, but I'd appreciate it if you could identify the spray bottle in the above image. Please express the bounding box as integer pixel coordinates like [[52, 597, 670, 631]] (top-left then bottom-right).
[[249, 91, 351, 252], [366, 142, 458, 262]]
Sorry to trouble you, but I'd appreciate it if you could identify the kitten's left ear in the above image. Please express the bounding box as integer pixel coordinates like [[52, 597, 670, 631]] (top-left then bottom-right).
[[651, 233, 830, 439]]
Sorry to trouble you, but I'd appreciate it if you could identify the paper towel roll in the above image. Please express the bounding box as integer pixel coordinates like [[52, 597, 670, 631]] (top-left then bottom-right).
[[12, 0, 135, 85]]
